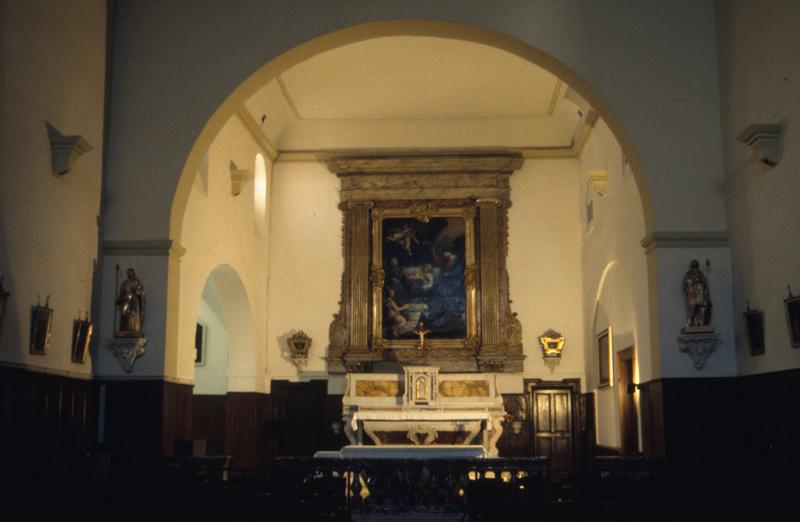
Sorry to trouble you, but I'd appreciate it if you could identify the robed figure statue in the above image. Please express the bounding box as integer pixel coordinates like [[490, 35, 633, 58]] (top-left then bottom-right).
[[683, 259, 712, 328], [116, 268, 145, 337]]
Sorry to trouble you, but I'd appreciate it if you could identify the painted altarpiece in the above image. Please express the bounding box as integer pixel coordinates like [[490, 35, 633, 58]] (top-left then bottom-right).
[[326, 154, 525, 373]]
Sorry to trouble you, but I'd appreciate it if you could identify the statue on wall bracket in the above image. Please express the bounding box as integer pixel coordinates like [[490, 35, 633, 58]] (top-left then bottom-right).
[[678, 259, 720, 370], [109, 266, 147, 373], [324, 152, 526, 373]]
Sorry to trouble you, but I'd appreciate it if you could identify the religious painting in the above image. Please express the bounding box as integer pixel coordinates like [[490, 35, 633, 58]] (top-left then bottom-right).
[[194, 322, 205, 365], [30, 300, 53, 355], [597, 328, 612, 388], [785, 295, 800, 348], [373, 207, 477, 350], [71, 318, 93, 364], [743, 308, 765, 356]]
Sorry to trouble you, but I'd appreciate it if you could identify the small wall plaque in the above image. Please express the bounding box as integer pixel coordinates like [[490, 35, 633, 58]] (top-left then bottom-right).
[[30, 296, 53, 355], [72, 314, 93, 364], [743, 305, 765, 356], [785, 287, 800, 348]]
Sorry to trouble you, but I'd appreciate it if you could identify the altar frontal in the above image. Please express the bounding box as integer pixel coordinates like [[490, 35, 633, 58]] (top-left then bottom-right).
[[341, 366, 506, 457]]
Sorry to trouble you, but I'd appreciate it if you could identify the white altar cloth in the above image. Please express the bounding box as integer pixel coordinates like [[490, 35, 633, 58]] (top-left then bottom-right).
[[315, 445, 487, 459]]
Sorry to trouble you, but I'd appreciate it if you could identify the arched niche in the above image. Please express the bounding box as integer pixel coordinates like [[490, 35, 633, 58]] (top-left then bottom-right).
[[193, 264, 255, 393]]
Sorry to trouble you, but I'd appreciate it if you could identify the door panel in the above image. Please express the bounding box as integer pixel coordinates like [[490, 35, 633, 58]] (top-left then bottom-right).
[[618, 347, 640, 455], [531, 388, 574, 469], [272, 381, 326, 457]]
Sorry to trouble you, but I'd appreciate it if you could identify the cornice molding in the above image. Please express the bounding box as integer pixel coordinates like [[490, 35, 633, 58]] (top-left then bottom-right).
[[640, 231, 728, 252], [103, 239, 186, 258], [324, 152, 525, 176], [275, 142, 590, 163]]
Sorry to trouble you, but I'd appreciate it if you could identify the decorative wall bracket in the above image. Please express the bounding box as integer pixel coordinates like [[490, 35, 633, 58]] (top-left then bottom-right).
[[538, 329, 565, 359], [109, 337, 147, 373], [230, 162, 253, 196], [286, 330, 312, 369], [46, 122, 92, 175], [677, 331, 720, 370], [736, 124, 783, 167]]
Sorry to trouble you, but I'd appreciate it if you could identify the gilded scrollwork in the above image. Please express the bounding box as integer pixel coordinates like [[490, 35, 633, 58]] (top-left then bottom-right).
[[464, 266, 478, 288], [463, 335, 481, 351], [409, 201, 435, 223], [370, 266, 385, 290], [506, 311, 523, 345], [461, 205, 478, 220], [370, 337, 387, 352], [328, 310, 347, 354]]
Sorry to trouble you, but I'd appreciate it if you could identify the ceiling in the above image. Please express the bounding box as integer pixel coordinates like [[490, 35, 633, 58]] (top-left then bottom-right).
[[241, 36, 594, 157]]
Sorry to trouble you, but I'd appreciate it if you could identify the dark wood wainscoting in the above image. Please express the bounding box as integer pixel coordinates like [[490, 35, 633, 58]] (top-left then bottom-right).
[[638, 379, 665, 457], [638, 369, 800, 472], [0, 365, 96, 478], [224, 392, 272, 467], [738, 368, 800, 468], [101, 379, 192, 479], [191, 383, 346, 467], [271, 380, 327, 457], [192, 394, 227, 455]]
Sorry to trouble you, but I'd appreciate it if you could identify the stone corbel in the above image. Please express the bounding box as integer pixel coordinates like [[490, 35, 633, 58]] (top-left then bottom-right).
[[677, 332, 720, 370], [46, 122, 92, 175], [229, 162, 253, 196], [109, 337, 147, 373], [737, 124, 783, 167], [586, 170, 608, 196]]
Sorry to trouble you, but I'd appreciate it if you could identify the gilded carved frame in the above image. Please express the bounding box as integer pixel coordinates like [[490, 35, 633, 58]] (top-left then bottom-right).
[[370, 204, 479, 352], [325, 153, 525, 373]]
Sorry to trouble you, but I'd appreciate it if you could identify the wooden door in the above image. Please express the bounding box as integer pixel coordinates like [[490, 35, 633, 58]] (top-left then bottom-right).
[[618, 347, 640, 455], [271, 380, 326, 457], [531, 388, 574, 469]]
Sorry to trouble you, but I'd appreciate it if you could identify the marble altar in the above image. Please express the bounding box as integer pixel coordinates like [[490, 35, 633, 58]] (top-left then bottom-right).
[[342, 366, 506, 457]]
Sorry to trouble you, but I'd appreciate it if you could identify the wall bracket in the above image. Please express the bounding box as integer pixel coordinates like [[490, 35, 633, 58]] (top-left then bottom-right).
[[736, 124, 782, 167], [46, 122, 92, 175]]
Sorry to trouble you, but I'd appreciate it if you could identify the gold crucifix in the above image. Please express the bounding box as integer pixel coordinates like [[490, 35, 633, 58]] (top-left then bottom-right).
[[414, 320, 431, 351]]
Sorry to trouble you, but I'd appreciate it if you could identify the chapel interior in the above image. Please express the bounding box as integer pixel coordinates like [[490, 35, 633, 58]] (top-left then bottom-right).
[[1, 1, 799, 520]]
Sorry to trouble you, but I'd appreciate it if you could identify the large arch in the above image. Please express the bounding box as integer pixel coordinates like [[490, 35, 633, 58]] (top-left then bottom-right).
[[168, 20, 654, 244], [101, 7, 734, 385]]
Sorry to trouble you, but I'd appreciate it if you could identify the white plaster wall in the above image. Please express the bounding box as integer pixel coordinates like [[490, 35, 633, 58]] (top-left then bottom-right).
[[175, 115, 270, 390], [102, 0, 729, 242], [194, 280, 229, 395], [265, 162, 343, 385], [266, 159, 587, 392], [579, 120, 650, 449], [716, 0, 800, 375], [508, 159, 585, 389], [94, 2, 734, 387], [0, 0, 105, 377]]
